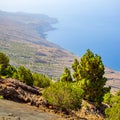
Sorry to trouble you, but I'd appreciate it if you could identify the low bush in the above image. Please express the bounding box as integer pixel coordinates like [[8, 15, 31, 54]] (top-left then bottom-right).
[[15, 66, 34, 86], [103, 92, 113, 105], [0, 95, 4, 99], [43, 82, 84, 110], [105, 90, 120, 120], [33, 73, 51, 88], [2, 65, 17, 78]]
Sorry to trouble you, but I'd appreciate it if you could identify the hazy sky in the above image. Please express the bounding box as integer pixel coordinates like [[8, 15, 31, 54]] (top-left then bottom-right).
[[0, 0, 120, 70], [0, 0, 119, 16]]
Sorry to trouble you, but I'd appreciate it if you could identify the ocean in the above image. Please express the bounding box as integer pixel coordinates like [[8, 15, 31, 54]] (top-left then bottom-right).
[[47, 14, 120, 71]]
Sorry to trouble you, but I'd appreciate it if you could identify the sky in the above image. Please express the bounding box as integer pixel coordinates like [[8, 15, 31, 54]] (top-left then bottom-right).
[[0, 0, 120, 70], [0, 0, 119, 17]]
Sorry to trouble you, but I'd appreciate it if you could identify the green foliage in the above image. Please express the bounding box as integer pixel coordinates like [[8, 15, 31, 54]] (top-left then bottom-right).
[[0, 95, 4, 99], [16, 66, 33, 86], [72, 49, 110, 107], [0, 52, 51, 88], [0, 52, 9, 77], [60, 68, 72, 82], [103, 92, 113, 105], [105, 90, 120, 120], [72, 58, 81, 81], [2, 65, 17, 78], [43, 82, 84, 110], [33, 73, 51, 88]]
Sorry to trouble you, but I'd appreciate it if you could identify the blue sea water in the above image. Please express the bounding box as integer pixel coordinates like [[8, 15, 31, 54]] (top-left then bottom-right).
[[47, 14, 120, 71]]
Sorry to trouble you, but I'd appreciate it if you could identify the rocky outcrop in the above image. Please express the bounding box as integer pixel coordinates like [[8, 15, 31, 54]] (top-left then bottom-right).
[[0, 78, 105, 120], [0, 78, 43, 107]]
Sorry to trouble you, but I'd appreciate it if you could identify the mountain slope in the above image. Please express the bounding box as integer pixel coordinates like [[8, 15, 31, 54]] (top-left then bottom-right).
[[0, 10, 58, 47], [0, 11, 76, 78], [0, 11, 120, 93], [105, 68, 120, 93]]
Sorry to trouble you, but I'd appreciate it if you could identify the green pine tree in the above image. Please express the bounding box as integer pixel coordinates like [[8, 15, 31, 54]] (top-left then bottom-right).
[[60, 68, 72, 82], [72, 58, 81, 81], [72, 49, 110, 107], [17, 66, 33, 86], [3, 65, 17, 78], [0, 52, 9, 78]]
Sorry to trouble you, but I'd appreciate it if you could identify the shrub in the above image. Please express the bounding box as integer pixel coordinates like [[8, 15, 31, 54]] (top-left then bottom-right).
[[103, 92, 113, 105], [105, 90, 120, 120], [43, 82, 84, 110], [60, 68, 72, 82], [3, 65, 17, 78], [17, 66, 33, 86], [0, 52, 9, 77], [0, 95, 4, 99], [33, 73, 51, 88]]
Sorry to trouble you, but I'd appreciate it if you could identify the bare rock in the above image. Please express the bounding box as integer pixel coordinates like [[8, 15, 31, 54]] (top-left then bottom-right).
[[0, 78, 43, 107]]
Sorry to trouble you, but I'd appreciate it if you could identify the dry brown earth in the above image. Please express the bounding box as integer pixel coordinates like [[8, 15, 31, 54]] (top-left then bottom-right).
[[105, 68, 120, 93], [0, 99, 62, 120]]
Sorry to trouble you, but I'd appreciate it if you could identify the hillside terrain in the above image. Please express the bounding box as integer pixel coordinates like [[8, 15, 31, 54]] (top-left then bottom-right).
[[0, 99, 61, 120], [0, 11, 75, 78], [105, 68, 120, 93], [0, 78, 61, 120], [0, 78, 104, 120], [0, 11, 120, 92]]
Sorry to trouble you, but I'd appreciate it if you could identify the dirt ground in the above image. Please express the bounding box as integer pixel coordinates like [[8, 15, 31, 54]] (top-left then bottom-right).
[[0, 99, 61, 120]]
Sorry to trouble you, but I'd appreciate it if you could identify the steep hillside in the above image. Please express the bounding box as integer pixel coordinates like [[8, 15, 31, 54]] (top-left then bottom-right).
[[0, 11, 120, 92], [0, 10, 58, 47], [105, 68, 120, 93], [0, 11, 76, 78]]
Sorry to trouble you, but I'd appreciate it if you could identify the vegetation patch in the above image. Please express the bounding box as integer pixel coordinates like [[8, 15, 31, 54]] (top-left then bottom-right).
[[43, 82, 84, 110], [1, 49, 119, 119], [0, 95, 4, 99], [105, 90, 120, 120]]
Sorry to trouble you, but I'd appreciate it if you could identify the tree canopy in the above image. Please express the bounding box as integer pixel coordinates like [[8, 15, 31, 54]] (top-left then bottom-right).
[[0, 52, 9, 77], [17, 66, 34, 86], [60, 67, 72, 82], [68, 49, 110, 107]]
